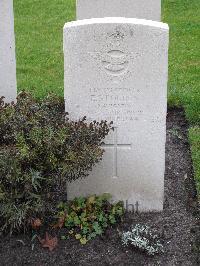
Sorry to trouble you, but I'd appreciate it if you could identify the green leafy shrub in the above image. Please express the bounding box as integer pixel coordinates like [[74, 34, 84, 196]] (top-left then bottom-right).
[[56, 194, 124, 244], [0, 92, 113, 233], [121, 224, 164, 256]]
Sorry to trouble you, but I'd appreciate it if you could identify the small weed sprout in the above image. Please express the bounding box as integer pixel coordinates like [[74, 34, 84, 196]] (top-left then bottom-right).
[[121, 224, 164, 256]]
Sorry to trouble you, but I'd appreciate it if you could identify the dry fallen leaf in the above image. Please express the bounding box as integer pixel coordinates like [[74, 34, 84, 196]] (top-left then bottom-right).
[[31, 218, 42, 230], [52, 213, 67, 229], [38, 232, 58, 251]]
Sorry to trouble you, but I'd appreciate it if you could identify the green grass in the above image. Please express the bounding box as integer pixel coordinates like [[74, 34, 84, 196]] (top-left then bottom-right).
[[14, 0, 200, 194], [163, 0, 200, 124], [162, 0, 200, 196], [14, 0, 75, 98]]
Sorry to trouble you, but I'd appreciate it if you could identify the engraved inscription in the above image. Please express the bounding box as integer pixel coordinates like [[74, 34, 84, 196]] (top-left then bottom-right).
[[89, 87, 142, 123], [89, 47, 144, 83], [90, 87, 138, 107], [89, 49, 131, 82], [101, 50, 129, 76], [102, 127, 132, 178], [91, 88, 132, 107]]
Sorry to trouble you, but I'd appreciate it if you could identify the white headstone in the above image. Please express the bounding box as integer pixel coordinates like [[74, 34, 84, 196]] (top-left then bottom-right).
[[0, 0, 17, 102], [64, 18, 169, 211], [77, 0, 161, 21]]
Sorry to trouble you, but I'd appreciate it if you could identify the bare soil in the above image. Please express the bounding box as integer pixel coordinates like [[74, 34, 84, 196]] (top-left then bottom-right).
[[0, 108, 199, 266]]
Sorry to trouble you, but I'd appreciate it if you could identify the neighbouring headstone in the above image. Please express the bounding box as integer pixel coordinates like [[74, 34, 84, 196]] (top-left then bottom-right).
[[0, 0, 17, 102], [76, 0, 161, 21], [64, 17, 169, 211]]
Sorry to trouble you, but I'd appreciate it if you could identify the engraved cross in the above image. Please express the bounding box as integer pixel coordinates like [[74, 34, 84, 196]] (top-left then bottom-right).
[[101, 127, 132, 178]]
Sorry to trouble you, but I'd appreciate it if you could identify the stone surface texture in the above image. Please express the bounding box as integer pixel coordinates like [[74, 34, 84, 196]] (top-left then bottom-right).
[[76, 0, 161, 21], [64, 18, 169, 211], [0, 0, 17, 102]]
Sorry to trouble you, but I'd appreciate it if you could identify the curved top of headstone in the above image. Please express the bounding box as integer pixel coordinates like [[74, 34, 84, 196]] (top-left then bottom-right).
[[76, 0, 161, 21], [64, 17, 168, 31]]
